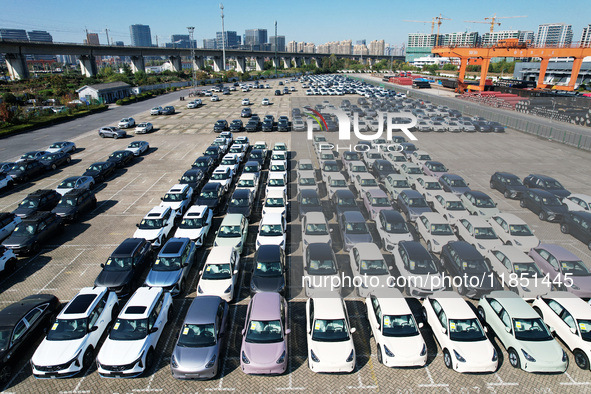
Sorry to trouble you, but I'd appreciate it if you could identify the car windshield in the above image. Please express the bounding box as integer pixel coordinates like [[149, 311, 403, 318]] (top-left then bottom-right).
[[137, 123, 148, 127], [152, 256, 182, 271], [299, 163, 314, 170], [301, 196, 320, 206], [351, 165, 365, 172], [367, 153, 381, 159], [513, 318, 553, 341], [244, 165, 258, 173], [474, 197, 496, 208], [408, 259, 438, 274], [384, 220, 408, 234], [312, 319, 350, 342], [245, 320, 283, 343], [269, 178, 285, 186], [19, 198, 39, 208], [254, 261, 282, 277], [58, 179, 77, 188], [271, 164, 286, 171], [11, 164, 26, 172], [299, 177, 315, 186], [577, 320, 591, 342], [345, 222, 368, 234], [87, 164, 104, 172], [344, 153, 360, 161], [274, 145, 287, 151], [462, 259, 490, 273], [449, 319, 486, 342], [254, 145, 266, 150], [260, 224, 283, 236], [513, 262, 543, 277], [237, 179, 255, 188], [371, 197, 390, 207], [308, 259, 337, 275], [429, 164, 446, 172], [391, 180, 409, 188], [382, 314, 419, 337], [265, 197, 285, 207], [202, 263, 232, 279], [229, 148, 242, 154], [543, 180, 564, 190], [330, 179, 347, 187], [103, 257, 133, 271], [21, 153, 37, 160], [431, 223, 454, 235], [474, 227, 497, 239], [541, 196, 562, 206], [509, 224, 533, 236], [338, 197, 356, 207], [177, 323, 216, 347], [138, 219, 163, 229], [13, 223, 37, 235], [46, 318, 87, 341], [109, 318, 148, 340], [43, 154, 58, 160], [49, 143, 63, 149], [129, 142, 142, 148], [361, 179, 378, 187], [212, 172, 229, 181], [181, 174, 198, 183], [425, 182, 442, 190], [503, 177, 523, 186], [199, 191, 217, 199], [218, 225, 242, 237], [408, 198, 428, 208], [110, 152, 124, 159], [406, 167, 422, 174], [163, 193, 183, 202], [449, 179, 468, 187], [230, 197, 249, 207], [221, 159, 236, 166], [446, 201, 465, 210], [561, 260, 591, 276], [179, 217, 203, 229], [305, 223, 328, 235], [0, 327, 11, 351], [360, 259, 389, 275], [193, 161, 208, 168]]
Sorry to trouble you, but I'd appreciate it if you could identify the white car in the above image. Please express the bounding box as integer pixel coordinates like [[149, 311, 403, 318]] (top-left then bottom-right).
[[97, 287, 173, 378], [253, 141, 268, 156], [326, 173, 347, 199], [173, 205, 213, 246], [268, 160, 288, 184], [133, 206, 176, 248], [423, 291, 498, 373], [266, 171, 288, 197], [383, 152, 408, 171], [352, 173, 379, 196], [46, 141, 76, 154], [414, 176, 444, 206], [0, 246, 17, 274], [32, 287, 119, 378], [362, 150, 382, 170], [0, 174, 13, 190], [456, 217, 503, 254], [416, 212, 458, 253], [431, 192, 471, 226], [485, 246, 551, 299], [348, 243, 391, 297], [219, 154, 240, 176], [306, 298, 356, 373], [125, 140, 150, 156], [400, 163, 424, 184], [211, 95, 219, 102], [210, 167, 233, 193], [271, 151, 288, 167], [297, 170, 318, 196], [384, 174, 411, 200], [241, 98, 250, 106], [134, 122, 153, 134], [118, 117, 135, 128], [263, 188, 288, 218], [56, 176, 94, 196], [366, 291, 427, 367], [410, 150, 432, 165], [228, 144, 247, 163], [460, 191, 500, 219], [150, 107, 162, 115], [563, 193, 591, 212], [261, 98, 270, 105], [271, 142, 288, 156], [533, 291, 591, 370], [0, 213, 21, 243], [214, 214, 248, 255], [160, 184, 193, 217], [212, 137, 229, 154], [301, 212, 332, 252], [187, 99, 202, 108], [197, 246, 240, 302], [487, 213, 540, 253], [256, 212, 286, 250], [346, 161, 368, 182], [236, 173, 260, 197]]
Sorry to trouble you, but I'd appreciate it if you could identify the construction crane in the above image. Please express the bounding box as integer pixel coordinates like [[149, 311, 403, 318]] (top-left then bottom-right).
[[465, 14, 527, 33], [405, 14, 451, 45], [404, 18, 436, 35]]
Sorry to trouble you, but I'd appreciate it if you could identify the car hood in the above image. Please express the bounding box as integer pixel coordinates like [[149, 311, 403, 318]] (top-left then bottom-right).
[[382, 335, 425, 359], [227, 206, 251, 217], [33, 337, 85, 366], [99, 338, 146, 366], [303, 234, 331, 247], [507, 185, 527, 193], [52, 206, 77, 217], [126, 148, 140, 154], [544, 204, 568, 214], [2, 233, 35, 247], [12, 206, 36, 218], [450, 186, 471, 195], [215, 237, 241, 248], [83, 169, 101, 178], [572, 275, 591, 292], [94, 269, 133, 288], [409, 206, 432, 216], [133, 228, 162, 242], [251, 276, 285, 293], [549, 189, 570, 198], [174, 344, 218, 370], [520, 339, 564, 364], [474, 239, 504, 252], [310, 339, 354, 362], [160, 201, 183, 211], [242, 340, 286, 365], [453, 339, 494, 363], [344, 233, 373, 245], [145, 268, 183, 288], [174, 228, 206, 241], [199, 278, 232, 295]]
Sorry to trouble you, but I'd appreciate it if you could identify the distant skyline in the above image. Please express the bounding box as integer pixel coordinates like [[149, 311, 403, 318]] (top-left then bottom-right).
[[0, 0, 589, 47]]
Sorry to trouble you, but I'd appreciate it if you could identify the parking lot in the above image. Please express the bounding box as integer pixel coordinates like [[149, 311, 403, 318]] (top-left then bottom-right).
[[1, 76, 591, 393]]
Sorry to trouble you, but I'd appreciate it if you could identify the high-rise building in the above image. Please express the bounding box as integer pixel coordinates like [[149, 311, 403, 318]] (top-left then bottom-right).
[[356, 39, 366, 46], [27, 30, 55, 61], [480, 30, 520, 46], [166, 34, 196, 49], [406, 33, 439, 62], [580, 24, 591, 47], [0, 28, 28, 41], [304, 43, 315, 53], [287, 41, 297, 52], [518, 31, 534, 44], [203, 38, 217, 49], [353, 44, 369, 56], [297, 42, 306, 52], [369, 40, 385, 55], [535, 23, 573, 47], [442, 31, 479, 47], [338, 40, 352, 54], [130, 24, 152, 47], [244, 28, 267, 48], [216, 31, 240, 49], [270, 35, 286, 52], [85, 33, 100, 45]]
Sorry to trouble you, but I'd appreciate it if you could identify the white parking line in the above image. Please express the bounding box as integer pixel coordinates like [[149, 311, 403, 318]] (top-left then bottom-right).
[[275, 295, 305, 392], [417, 366, 450, 391], [95, 173, 142, 211], [561, 372, 591, 386], [36, 249, 85, 294], [122, 172, 168, 213], [487, 373, 518, 388]]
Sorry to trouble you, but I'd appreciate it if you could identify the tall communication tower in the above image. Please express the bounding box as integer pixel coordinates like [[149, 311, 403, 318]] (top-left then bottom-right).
[[187, 26, 197, 93]]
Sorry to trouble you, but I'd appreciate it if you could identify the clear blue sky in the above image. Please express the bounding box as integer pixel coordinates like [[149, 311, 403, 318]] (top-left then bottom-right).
[[1, 0, 589, 47]]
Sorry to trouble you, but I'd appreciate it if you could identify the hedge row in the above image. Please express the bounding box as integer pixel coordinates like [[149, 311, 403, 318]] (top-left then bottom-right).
[[116, 87, 178, 105]]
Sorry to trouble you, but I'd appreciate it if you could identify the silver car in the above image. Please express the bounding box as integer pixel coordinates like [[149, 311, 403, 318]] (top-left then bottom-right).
[[98, 126, 126, 139], [144, 237, 196, 296], [170, 296, 229, 379]]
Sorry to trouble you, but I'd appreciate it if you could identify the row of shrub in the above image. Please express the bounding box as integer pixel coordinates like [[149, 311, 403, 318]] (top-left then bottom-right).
[[115, 87, 179, 105]]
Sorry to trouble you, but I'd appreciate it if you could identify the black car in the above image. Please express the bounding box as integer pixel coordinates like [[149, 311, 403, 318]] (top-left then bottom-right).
[[0, 294, 61, 385], [262, 120, 274, 132], [107, 150, 134, 168], [13, 189, 61, 219], [83, 161, 116, 183], [520, 188, 569, 222], [191, 156, 215, 175], [51, 189, 97, 222], [488, 122, 505, 132], [399, 142, 418, 158], [213, 119, 229, 132], [0, 162, 15, 176], [370, 159, 396, 182], [241, 108, 252, 118], [274, 89, 282, 96], [203, 145, 223, 165], [439, 173, 471, 196], [230, 119, 243, 132], [227, 188, 255, 219], [94, 238, 153, 296], [2, 212, 63, 255], [38, 151, 71, 171], [523, 174, 571, 198], [489, 171, 527, 199], [243, 161, 262, 178], [330, 189, 359, 217], [440, 241, 501, 298], [397, 241, 444, 297], [245, 119, 259, 132], [298, 189, 323, 218], [179, 169, 205, 192], [7, 160, 46, 183], [196, 182, 225, 215], [250, 245, 286, 296], [277, 120, 289, 132], [249, 149, 267, 167], [473, 121, 492, 132], [561, 211, 591, 250], [397, 189, 432, 222]]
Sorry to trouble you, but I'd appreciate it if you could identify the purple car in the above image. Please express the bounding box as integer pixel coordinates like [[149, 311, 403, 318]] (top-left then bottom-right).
[[240, 292, 290, 374], [362, 188, 392, 221], [529, 244, 591, 298], [422, 161, 448, 179]]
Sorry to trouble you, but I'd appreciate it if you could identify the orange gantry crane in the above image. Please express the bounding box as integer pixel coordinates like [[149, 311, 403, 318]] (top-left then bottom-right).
[[432, 39, 591, 92]]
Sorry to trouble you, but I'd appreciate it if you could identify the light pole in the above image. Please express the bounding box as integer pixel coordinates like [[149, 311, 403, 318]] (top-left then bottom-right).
[[274, 21, 278, 78], [220, 3, 226, 72], [187, 26, 197, 93]]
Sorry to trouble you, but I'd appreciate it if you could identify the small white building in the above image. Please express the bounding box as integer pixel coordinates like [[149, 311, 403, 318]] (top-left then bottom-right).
[[412, 56, 454, 68], [76, 82, 131, 104]]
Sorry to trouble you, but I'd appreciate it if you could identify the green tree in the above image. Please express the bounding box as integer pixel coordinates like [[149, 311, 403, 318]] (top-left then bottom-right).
[[2, 92, 17, 105], [442, 63, 457, 71]]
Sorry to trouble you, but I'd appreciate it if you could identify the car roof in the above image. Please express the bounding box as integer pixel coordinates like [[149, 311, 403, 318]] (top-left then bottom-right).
[[244, 161, 260, 166], [542, 292, 591, 319], [239, 173, 257, 180], [185, 205, 208, 217], [120, 287, 163, 319], [250, 292, 282, 320], [335, 189, 355, 198], [256, 244, 283, 263], [486, 291, 538, 318], [374, 291, 413, 315], [491, 245, 534, 261], [144, 205, 170, 218], [570, 211, 591, 220], [401, 189, 424, 198], [303, 211, 327, 224], [380, 209, 405, 222], [352, 242, 383, 259], [266, 188, 286, 198], [300, 189, 319, 197], [167, 184, 189, 193], [529, 174, 556, 181], [366, 188, 387, 197], [21, 211, 55, 222], [312, 298, 346, 320], [298, 170, 315, 178], [112, 238, 146, 257], [399, 241, 431, 259], [343, 210, 365, 221], [446, 241, 483, 259], [184, 296, 223, 325], [495, 171, 519, 179], [491, 213, 526, 224], [221, 214, 244, 226], [419, 212, 448, 223], [206, 246, 235, 264], [536, 244, 579, 260], [568, 193, 591, 201], [465, 190, 492, 199], [356, 172, 375, 179], [59, 287, 107, 319], [443, 173, 464, 180], [328, 172, 345, 180], [0, 294, 57, 327], [268, 171, 286, 179], [159, 238, 190, 256], [260, 212, 283, 225], [232, 188, 251, 198], [429, 291, 475, 319], [202, 182, 221, 191]]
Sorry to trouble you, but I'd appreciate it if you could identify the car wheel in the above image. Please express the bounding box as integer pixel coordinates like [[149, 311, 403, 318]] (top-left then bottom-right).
[[82, 347, 94, 371], [504, 190, 511, 198], [31, 242, 40, 255], [0, 364, 12, 385], [477, 306, 486, 323], [574, 349, 589, 370], [539, 211, 547, 221], [561, 224, 569, 234], [4, 258, 16, 274], [144, 349, 155, 374], [51, 163, 57, 170], [179, 279, 186, 296], [99, 133, 105, 138], [427, 241, 432, 252], [113, 134, 119, 139], [377, 345, 383, 364], [443, 349, 452, 369], [66, 157, 71, 164], [519, 199, 526, 208], [508, 348, 520, 369]]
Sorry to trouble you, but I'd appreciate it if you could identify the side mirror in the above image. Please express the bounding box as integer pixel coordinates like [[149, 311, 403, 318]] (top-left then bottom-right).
[[89, 326, 99, 332], [329, 228, 334, 232], [233, 269, 239, 275], [285, 328, 291, 335], [135, 223, 140, 228], [441, 327, 447, 334], [199, 270, 203, 275], [549, 326, 556, 333], [241, 328, 246, 336], [150, 327, 159, 334], [160, 197, 164, 201], [484, 327, 488, 334], [100, 263, 105, 268], [418, 322, 424, 329], [505, 326, 511, 333], [388, 266, 393, 270], [350, 327, 357, 334], [570, 327, 577, 335]]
